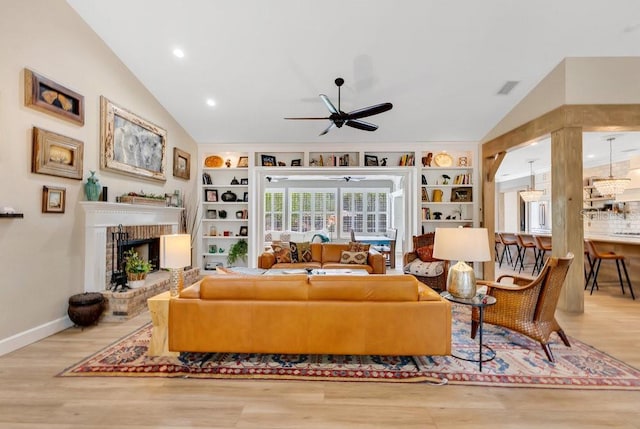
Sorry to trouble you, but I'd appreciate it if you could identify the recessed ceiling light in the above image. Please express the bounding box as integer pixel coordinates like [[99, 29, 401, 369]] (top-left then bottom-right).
[[206, 98, 216, 107], [172, 48, 185, 58]]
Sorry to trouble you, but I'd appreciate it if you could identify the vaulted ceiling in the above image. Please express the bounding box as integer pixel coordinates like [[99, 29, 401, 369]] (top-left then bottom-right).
[[67, 0, 640, 147]]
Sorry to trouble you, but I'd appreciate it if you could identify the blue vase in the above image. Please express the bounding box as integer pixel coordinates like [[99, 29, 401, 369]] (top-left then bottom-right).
[[85, 171, 102, 201]]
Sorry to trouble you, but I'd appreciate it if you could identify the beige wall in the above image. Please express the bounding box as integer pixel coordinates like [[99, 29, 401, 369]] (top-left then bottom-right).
[[0, 0, 198, 352]]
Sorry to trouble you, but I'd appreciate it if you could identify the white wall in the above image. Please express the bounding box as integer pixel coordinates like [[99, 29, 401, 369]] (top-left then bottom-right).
[[0, 0, 198, 354]]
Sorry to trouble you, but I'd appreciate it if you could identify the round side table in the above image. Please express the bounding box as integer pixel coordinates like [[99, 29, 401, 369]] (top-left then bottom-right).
[[441, 291, 497, 372]]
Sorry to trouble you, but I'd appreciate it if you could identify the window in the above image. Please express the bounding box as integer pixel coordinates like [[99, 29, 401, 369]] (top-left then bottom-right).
[[264, 189, 284, 231], [288, 189, 337, 232], [341, 188, 388, 236]]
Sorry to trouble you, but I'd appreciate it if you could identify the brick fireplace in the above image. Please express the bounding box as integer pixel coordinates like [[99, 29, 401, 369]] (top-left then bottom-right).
[[80, 202, 184, 293]]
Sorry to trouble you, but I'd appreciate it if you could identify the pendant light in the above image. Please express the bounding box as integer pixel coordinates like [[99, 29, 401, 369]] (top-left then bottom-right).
[[593, 137, 630, 196], [520, 160, 544, 202]]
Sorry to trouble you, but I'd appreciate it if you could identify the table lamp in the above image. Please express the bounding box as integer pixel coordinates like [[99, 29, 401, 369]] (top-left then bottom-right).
[[160, 234, 191, 297], [432, 227, 491, 299]]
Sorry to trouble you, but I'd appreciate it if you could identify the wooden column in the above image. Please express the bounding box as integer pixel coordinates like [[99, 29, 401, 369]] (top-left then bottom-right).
[[550, 127, 584, 313], [482, 151, 506, 281]]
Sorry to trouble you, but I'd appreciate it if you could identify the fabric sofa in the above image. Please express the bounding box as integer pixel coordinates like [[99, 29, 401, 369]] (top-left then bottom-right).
[[168, 273, 451, 356], [258, 242, 387, 274]]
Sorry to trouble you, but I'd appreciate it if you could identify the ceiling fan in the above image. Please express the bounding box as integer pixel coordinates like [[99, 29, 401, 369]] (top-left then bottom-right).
[[285, 78, 393, 136]]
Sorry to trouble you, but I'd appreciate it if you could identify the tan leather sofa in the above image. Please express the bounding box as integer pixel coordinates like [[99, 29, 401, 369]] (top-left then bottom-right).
[[169, 273, 451, 356], [258, 242, 387, 274]]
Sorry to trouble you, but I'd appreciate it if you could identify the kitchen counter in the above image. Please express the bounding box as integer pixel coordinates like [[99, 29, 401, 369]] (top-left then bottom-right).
[[585, 233, 640, 245]]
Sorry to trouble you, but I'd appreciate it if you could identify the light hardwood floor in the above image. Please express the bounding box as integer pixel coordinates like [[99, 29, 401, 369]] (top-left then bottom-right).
[[0, 267, 639, 428]]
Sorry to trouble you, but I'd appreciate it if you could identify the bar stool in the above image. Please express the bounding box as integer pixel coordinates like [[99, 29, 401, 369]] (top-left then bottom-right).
[[498, 232, 519, 268], [532, 235, 552, 276], [515, 233, 536, 273], [494, 232, 501, 262], [584, 240, 635, 300]]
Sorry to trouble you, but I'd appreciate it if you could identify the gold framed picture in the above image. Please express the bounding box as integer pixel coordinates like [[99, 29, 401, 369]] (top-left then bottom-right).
[[31, 127, 83, 180], [237, 156, 249, 168], [42, 186, 66, 213], [24, 69, 84, 125], [100, 96, 167, 182], [451, 187, 473, 202], [173, 148, 191, 180]]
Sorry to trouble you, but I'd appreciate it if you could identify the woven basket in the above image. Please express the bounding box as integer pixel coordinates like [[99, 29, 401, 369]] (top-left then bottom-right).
[[68, 293, 104, 326]]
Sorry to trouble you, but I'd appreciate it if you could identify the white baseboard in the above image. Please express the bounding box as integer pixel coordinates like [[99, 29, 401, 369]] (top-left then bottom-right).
[[0, 316, 73, 357]]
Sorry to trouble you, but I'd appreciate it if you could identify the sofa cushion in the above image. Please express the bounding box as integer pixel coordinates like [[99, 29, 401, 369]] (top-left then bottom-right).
[[200, 275, 308, 300], [290, 241, 312, 263], [404, 259, 445, 277], [416, 245, 437, 262], [308, 275, 418, 301], [272, 242, 292, 263], [340, 250, 368, 265], [322, 243, 351, 263], [348, 241, 371, 252]]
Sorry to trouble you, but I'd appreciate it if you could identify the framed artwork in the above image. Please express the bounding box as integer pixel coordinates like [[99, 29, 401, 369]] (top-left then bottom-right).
[[42, 186, 65, 213], [237, 156, 249, 168], [261, 154, 276, 166], [205, 189, 218, 202], [24, 69, 84, 126], [243, 192, 249, 202], [173, 148, 191, 180], [451, 187, 473, 202], [100, 96, 167, 182], [457, 156, 469, 167], [239, 226, 248, 236], [31, 127, 83, 180], [364, 154, 379, 166], [291, 159, 302, 166], [240, 178, 249, 185], [206, 209, 217, 219]]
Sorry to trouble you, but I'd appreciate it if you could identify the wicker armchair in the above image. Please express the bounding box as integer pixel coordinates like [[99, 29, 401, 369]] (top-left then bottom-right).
[[403, 233, 448, 291], [472, 253, 574, 362]]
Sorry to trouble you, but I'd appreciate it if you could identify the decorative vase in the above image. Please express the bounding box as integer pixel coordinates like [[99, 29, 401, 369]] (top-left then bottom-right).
[[85, 171, 102, 201]]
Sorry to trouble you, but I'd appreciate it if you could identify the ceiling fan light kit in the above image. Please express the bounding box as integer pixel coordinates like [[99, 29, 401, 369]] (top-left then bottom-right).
[[285, 77, 393, 136], [593, 137, 631, 196]]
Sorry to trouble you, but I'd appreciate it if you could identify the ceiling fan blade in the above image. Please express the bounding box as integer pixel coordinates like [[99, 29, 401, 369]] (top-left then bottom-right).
[[346, 102, 393, 120], [284, 117, 331, 120], [319, 122, 336, 136], [320, 94, 339, 114], [345, 119, 378, 132]]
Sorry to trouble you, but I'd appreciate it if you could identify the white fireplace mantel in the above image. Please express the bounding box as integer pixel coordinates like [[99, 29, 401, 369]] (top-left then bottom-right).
[[80, 202, 183, 292]]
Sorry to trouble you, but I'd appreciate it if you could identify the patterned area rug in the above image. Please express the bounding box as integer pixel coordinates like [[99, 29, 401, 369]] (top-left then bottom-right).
[[59, 305, 640, 389]]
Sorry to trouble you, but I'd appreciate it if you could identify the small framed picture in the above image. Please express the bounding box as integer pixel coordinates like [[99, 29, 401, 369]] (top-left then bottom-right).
[[237, 156, 249, 168], [206, 209, 217, 219], [31, 127, 84, 180], [239, 226, 248, 236], [291, 159, 302, 166], [243, 192, 249, 202], [457, 156, 469, 167], [451, 187, 473, 202], [24, 69, 84, 125], [261, 154, 276, 166], [240, 178, 249, 185], [205, 189, 218, 202], [364, 154, 379, 166], [42, 186, 65, 213], [173, 147, 191, 180]]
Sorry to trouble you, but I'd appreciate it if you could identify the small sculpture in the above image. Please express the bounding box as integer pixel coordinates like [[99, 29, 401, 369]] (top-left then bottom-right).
[[225, 159, 231, 168], [422, 153, 433, 167]]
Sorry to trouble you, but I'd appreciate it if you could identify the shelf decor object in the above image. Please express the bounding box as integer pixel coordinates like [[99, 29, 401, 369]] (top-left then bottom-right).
[[520, 160, 545, 203], [433, 152, 453, 167], [593, 137, 630, 196], [160, 234, 191, 297], [432, 227, 491, 299]]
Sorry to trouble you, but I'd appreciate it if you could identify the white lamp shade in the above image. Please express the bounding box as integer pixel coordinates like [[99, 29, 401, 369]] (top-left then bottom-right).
[[432, 227, 491, 262], [160, 234, 191, 268]]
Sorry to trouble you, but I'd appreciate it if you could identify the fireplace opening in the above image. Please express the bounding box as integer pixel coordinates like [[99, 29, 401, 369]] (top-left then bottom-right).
[[122, 238, 160, 273]]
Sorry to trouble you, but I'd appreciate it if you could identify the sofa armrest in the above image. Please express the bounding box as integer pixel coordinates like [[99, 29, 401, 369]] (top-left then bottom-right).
[[258, 250, 276, 269], [367, 248, 386, 274]]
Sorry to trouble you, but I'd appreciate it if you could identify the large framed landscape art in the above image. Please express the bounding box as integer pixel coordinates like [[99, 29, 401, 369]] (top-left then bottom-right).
[[100, 96, 167, 182]]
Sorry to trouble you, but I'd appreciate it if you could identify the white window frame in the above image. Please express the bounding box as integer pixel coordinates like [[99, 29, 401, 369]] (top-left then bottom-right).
[[264, 188, 285, 232], [340, 188, 389, 237], [288, 188, 337, 233]]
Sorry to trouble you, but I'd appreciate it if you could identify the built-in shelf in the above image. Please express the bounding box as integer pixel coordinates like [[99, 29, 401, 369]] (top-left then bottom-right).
[[0, 213, 24, 218]]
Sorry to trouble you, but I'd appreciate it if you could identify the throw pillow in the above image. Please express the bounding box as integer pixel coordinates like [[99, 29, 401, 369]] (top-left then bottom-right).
[[340, 250, 368, 265], [416, 245, 437, 262], [271, 242, 292, 263], [348, 241, 371, 252], [403, 259, 444, 277], [290, 241, 312, 263]]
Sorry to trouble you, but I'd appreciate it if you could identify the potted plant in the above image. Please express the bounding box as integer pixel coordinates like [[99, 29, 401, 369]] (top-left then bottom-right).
[[227, 239, 248, 266], [124, 249, 153, 287]]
